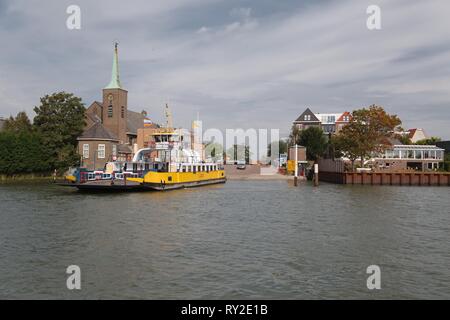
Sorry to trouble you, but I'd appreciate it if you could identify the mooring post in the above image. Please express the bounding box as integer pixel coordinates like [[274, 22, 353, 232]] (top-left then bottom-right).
[[294, 144, 298, 186], [314, 163, 319, 187]]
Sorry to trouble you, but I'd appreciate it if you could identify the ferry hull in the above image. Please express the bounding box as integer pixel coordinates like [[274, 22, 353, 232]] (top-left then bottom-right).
[[142, 177, 226, 191]]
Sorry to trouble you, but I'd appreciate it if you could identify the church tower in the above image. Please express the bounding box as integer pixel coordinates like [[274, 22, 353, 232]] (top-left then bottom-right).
[[102, 42, 128, 143]]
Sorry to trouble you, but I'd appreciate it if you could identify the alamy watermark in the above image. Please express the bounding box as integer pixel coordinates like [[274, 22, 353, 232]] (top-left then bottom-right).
[[66, 265, 81, 290], [366, 265, 381, 290], [66, 5, 81, 30], [367, 5, 381, 30]]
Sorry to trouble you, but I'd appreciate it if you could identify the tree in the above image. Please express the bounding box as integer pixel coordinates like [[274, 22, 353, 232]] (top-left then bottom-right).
[[267, 140, 288, 157], [397, 134, 412, 145], [330, 134, 360, 171], [338, 105, 402, 167], [288, 124, 301, 146], [297, 126, 327, 161], [415, 137, 441, 145], [3, 111, 32, 133], [0, 130, 51, 175], [226, 144, 251, 164], [204, 142, 224, 162], [33, 92, 85, 170]]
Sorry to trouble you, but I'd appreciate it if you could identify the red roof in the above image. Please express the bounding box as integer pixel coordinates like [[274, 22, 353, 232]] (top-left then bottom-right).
[[336, 111, 351, 122], [408, 128, 417, 139]]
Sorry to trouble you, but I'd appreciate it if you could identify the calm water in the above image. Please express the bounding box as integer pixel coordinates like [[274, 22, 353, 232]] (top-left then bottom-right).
[[0, 180, 450, 299]]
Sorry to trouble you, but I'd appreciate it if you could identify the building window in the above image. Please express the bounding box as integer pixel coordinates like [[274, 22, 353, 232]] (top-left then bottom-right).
[[121, 106, 125, 118], [112, 144, 117, 157], [108, 105, 113, 118], [98, 144, 105, 159], [304, 115, 311, 121], [83, 144, 89, 159]]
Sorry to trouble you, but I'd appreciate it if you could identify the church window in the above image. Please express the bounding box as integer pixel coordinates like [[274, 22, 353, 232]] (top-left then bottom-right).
[[98, 144, 105, 159], [83, 144, 89, 159], [108, 105, 113, 117], [121, 106, 125, 118]]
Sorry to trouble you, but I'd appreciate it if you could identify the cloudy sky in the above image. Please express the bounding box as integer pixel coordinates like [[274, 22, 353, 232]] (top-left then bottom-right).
[[1, 0, 450, 138]]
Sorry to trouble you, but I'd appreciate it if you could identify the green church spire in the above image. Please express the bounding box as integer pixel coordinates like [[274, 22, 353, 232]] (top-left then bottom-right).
[[105, 42, 122, 89]]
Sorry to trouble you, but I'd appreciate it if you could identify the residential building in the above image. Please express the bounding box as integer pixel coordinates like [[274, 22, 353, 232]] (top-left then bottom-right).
[[293, 108, 351, 134], [373, 144, 444, 171], [293, 108, 321, 131], [407, 128, 428, 143], [77, 43, 154, 170], [335, 111, 352, 133]]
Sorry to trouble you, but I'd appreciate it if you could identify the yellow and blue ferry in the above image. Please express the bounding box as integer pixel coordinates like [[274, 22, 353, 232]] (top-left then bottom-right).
[[64, 130, 226, 191]]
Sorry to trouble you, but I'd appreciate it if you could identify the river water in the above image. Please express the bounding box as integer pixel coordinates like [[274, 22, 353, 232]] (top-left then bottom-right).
[[0, 180, 449, 299]]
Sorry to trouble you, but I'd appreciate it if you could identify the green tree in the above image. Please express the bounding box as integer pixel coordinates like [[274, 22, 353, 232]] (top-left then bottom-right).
[[338, 105, 402, 167], [288, 124, 301, 146], [397, 134, 412, 145], [267, 140, 288, 157], [415, 137, 441, 145], [226, 144, 251, 164], [0, 130, 51, 175], [3, 111, 32, 133], [298, 126, 327, 161], [205, 142, 224, 161], [330, 133, 360, 171], [33, 92, 85, 170], [444, 153, 450, 172]]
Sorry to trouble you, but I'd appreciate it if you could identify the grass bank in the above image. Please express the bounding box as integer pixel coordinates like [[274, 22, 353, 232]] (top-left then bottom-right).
[[0, 173, 63, 183]]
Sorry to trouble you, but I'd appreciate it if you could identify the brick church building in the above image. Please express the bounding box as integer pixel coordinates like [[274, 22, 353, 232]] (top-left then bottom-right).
[[77, 43, 156, 170]]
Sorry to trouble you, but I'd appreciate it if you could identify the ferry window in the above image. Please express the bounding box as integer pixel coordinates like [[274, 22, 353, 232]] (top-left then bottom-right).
[[193, 166, 197, 173], [182, 166, 186, 172], [83, 144, 89, 159], [98, 144, 105, 159], [168, 176, 172, 181]]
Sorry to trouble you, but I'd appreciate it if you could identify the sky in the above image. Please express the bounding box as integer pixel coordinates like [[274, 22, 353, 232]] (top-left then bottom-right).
[[1, 0, 450, 139]]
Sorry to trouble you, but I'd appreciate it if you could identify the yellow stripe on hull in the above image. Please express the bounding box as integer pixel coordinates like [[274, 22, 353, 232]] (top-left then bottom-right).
[[127, 170, 226, 191], [143, 170, 225, 184]]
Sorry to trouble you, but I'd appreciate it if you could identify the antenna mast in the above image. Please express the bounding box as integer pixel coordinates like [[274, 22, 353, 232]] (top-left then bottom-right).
[[165, 103, 173, 129]]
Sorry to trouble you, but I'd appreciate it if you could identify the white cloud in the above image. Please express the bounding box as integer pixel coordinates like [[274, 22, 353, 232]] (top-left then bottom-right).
[[1, 0, 450, 138]]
